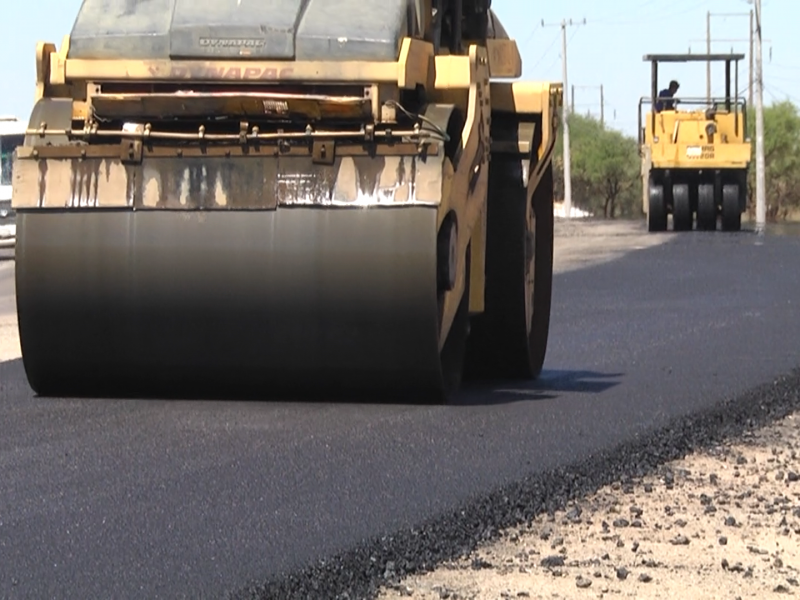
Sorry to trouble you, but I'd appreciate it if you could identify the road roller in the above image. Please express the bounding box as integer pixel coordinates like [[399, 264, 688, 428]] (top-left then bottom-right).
[[12, 0, 562, 401], [639, 53, 751, 232]]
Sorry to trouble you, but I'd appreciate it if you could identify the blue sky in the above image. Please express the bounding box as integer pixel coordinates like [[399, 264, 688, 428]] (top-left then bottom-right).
[[1, 0, 796, 137]]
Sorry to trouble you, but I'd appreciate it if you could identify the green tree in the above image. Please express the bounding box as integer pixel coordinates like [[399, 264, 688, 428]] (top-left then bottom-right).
[[553, 113, 642, 219], [745, 100, 800, 220]]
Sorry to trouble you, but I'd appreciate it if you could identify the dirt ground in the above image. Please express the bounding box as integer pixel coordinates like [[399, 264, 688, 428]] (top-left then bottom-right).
[[0, 318, 18, 361], [550, 218, 673, 275]]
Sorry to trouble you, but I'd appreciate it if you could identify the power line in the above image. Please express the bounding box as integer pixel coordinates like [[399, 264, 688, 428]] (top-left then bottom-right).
[[591, 2, 700, 27], [528, 30, 562, 72], [571, 84, 605, 127], [589, 0, 663, 23], [705, 11, 755, 105], [764, 82, 800, 105], [519, 23, 541, 52]]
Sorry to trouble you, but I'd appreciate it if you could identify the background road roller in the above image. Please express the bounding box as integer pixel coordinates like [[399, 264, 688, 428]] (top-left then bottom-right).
[[11, 0, 562, 401], [639, 53, 751, 232]]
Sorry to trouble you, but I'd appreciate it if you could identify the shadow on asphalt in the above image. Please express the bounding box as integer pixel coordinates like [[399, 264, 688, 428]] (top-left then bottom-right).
[[454, 369, 623, 406], [533, 368, 624, 393], [1, 355, 622, 408]]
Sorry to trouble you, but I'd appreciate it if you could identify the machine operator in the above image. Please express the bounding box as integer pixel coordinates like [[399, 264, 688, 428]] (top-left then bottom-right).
[[655, 80, 680, 112]]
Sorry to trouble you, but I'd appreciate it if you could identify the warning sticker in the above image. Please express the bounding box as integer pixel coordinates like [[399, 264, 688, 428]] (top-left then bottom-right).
[[687, 145, 715, 159]]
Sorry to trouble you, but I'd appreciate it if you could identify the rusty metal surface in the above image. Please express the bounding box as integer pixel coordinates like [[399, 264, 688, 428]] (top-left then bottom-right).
[[138, 157, 283, 209], [90, 92, 373, 121], [15, 152, 445, 209], [18, 143, 423, 160], [17, 158, 136, 208], [15, 206, 445, 398]]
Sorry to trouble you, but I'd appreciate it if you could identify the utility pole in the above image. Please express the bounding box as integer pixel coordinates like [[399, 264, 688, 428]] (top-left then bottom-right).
[[600, 84, 605, 128], [697, 7, 764, 227], [707, 11, 712, 102], [542, 18, 585, 219], [560, 22, 573, 219], [754, 0, 766, 232], [749, 9, 754, 107]]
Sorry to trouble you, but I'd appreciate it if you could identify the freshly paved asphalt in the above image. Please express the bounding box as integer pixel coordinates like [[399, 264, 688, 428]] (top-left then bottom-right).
[[1, 225, 799, 599]]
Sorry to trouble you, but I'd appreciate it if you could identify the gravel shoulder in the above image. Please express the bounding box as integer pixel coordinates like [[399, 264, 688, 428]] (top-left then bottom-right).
[[378, 409, 800, 600]]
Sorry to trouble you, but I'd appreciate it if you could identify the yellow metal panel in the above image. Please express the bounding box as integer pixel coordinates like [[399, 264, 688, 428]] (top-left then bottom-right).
[[432, 44, 492, 336], [63, 59, 394, 83], [35, 42, 57, 101], [643, 111, 747, 144], [651, 143, 751, 169], [490, 81, 562, 171], [433, 55, 473, 89], [47, 37, 434, 91], [490, 81, 552, 114], [397, 38, 436, 90], [643, 107, 751, 170]]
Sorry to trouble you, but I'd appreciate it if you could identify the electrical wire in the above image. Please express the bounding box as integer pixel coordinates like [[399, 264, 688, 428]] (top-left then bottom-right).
[[590, 0, 700, 27], [384, 99, 451, 142], [528, 30, 562, 72], [764, 83, 800, 106]]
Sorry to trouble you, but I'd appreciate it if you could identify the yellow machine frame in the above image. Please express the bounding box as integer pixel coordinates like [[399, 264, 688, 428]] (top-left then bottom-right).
[[638, 53, 751, 232], [11, 1, 563, 399], [16, 32, 561, 344]]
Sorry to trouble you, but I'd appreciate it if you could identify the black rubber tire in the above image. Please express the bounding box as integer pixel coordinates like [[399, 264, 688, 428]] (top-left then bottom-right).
[[696, 183, 717, 231], [529, 163, 555, 376], [648, 180, 667, 232], [721, 184, 742, 232], [672, 183, 692, 231], [464, 160, 554, 381]]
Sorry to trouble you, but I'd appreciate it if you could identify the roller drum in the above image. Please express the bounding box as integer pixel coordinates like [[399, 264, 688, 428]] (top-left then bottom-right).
[[15, 207, 447, 399]]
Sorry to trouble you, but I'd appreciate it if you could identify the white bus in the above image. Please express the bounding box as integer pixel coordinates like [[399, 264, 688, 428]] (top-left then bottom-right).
[[0, 116, 25, 242]]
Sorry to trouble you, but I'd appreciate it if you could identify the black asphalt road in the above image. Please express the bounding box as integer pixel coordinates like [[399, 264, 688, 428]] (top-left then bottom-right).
[[1, 224, 799, 599]]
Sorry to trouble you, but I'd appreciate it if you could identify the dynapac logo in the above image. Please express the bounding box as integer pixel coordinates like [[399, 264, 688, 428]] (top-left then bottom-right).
[[199, 37, 266, 48], [151, 65, 296, 80]]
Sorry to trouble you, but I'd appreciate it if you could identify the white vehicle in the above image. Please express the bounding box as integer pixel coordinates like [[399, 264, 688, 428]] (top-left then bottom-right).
[[0, 116, 25, 243]]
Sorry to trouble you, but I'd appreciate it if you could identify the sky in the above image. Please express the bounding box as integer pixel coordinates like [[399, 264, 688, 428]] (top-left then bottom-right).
[[0, 0, 797, 138]]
